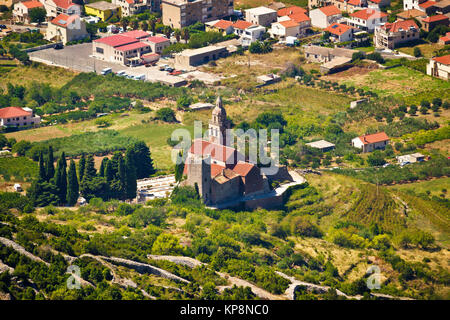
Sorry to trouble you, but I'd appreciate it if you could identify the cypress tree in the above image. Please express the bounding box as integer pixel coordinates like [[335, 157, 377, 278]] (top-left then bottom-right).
[[125, 151, 137, 199], [174, 151, 185, 182], [38, 152, 46, 181], [118, 156, 127, 199], [67, 159, 79, 206], [78, 154, 86, 183], [46, 145, 55, 182], [99, 157, 108, 177], [105, 160, 114, 182], [83, 154, 96, 182], [54, 152, 67, 204]]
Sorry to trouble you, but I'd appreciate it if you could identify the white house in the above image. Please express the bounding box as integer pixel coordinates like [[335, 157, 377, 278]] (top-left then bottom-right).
[[269, 19, 300, 39], [39, 0, 81, 19], [310, 5, 342, 29], [324, 23, 355, 42], [403, 0, 436, 13], [240, 25, 266, 46], [45, 13, 88, 44], [346, 8, 388, 32], [245, 6, 277, 26], [352, 132, 389, 153], [13, 1, 44, 24], [0, 106, 41, 128], [427, 55, 450, 80]]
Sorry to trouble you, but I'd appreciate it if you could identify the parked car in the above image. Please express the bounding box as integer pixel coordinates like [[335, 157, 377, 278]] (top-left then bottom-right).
[[116, 70, 127, 77], [0, 25, 7, 29], [101, 67, 112, 75], [54, 43, 63, 50], [133, 74, 145, 81]]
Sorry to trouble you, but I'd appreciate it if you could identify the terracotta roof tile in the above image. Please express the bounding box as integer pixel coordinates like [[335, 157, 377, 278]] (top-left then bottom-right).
[[350, 8, 388, 20], [278, 5, 307, 17], [319, 5, 341, 17], [288, 13, 311, 23], [0, 107, 31, 119], [325, 23, 353, 35], [419, 0, 436, 8], [422, 14, 449, 23], [232, 20, 253, 30], [381, 19, 418, 32], [279, 19, 300, 28], [231, 161, 256, 177], [213, 19, 233, 29], [358, 132, 389, 145], [433, 54, 450, 65], [21, 1, 44, 9]]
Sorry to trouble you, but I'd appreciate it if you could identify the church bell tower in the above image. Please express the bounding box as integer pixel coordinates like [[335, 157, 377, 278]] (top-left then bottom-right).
[[208, 96, 230, 146]]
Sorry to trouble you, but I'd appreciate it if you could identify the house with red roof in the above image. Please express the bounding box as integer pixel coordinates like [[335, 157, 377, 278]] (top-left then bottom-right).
[[310, 5, 342, 29], [334, 0, 366, 13], [421, 14, 449, 32], [205, 19, 234, 35], [13, 1, 44, 24], [403, 0, 437, 15], [92, 31, 170, 66], [352, 132, 389, 153], [45, 13, 88, 44], [427, 54, 450, 80], [346, 8, 388, 31], [277, 5, 308, 17], [325, 23, 355, 42], [269, 19, 302, 39], [374, 19, 419, 49], [39, 0, 81, 19], [439, 32, 450, 45], [0, 107, 41, 128], [232, 20, 254, 37]]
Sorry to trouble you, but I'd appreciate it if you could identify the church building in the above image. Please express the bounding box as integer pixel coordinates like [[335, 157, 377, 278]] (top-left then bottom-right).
[[182, 97, 270, 205]]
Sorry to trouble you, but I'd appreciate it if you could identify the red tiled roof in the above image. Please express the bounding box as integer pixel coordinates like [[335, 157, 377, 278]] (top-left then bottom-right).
[[419, 0, 436, 8], [350, 8, 388, 20], [368, 0, 382, 3], [94, 34, 137, 47], [440, 35, 450, 43], [232, 20, 253, 30], [0, 107, 31, 119], [319, 5, 341, 17], [213, 19, 233, 29], [125, 0, 134, 4], [189, 139, 243, 163], [381, 19, 418, 32], [50, 14, 77, 28], [279, 20, 300, 28], [432, 54, 450, 65], [22, 1, 44, 9], [325, 23, 353, 35], [53, 0, 77, 9], [358, 132, 389, 144], [346, 0, 363, 5], [115, 41, 149, 52], [120, 30, 150, 39], [231, 161, 256, 177], [288, 13, 311, 23], [278, 5, 307, 17], [146, 36, 170, 43], [211, 163, 226, 177], [422, 14, 449, 23]]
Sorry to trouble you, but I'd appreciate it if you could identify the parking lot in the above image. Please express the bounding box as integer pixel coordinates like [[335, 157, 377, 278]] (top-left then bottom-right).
[[28, 43, 188, 86]]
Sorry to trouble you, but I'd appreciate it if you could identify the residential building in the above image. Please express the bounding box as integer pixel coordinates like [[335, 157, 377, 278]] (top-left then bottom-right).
[[351, 132, 389, 153], [84, 1, 121, 22], [277, 5, 308, 17], [112, 0, 158, 17], [397, 153, 425, 164], [45, 13, 88, 44], [403, 0, 437, 14], [0, 0, 21, 8], [434, 0, 450, 14], [39, 0, 81, 19], [324, 22, 354, 42], [334, 0, 366, 13], [245, 6, 278, 26], [374, 19, 419, 49], [93, 31, 169, 66], [174, 45, 228, 67], [309, 5, 342, 29], [161, 0, 234, 29], [269, 19, 301, 39], [396, 8, 427, 21], [306, 140, 335, 152], [13, 1, 44, 24], [421, 14, 449, 31], [205, 19, 234, 35], [427, 54, 450, 80], [240, 25, 266, 46], [304, 44, 355, 62], [439, 31, 450, 44], [232, 20, 254, 37], [0, 107, 41, 128], [146, 36, 171, 53], [346, 8, 388, 31]]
